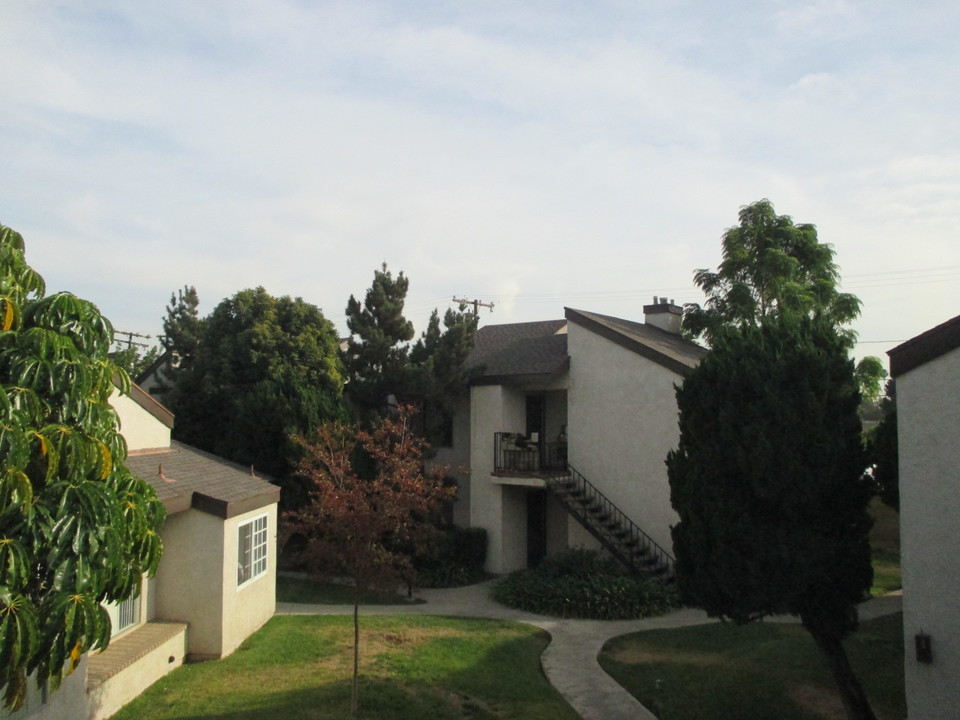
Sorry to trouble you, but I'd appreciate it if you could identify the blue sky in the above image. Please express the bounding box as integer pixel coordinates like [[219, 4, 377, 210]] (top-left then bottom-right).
[[2, 1, 958, 365]]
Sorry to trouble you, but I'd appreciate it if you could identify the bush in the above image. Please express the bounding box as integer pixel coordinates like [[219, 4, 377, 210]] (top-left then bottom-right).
[[492, 549, 678, 620], [415, 525, 488, 588]]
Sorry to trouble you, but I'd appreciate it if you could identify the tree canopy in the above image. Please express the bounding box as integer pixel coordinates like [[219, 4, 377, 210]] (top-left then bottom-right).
[[667, 317, 877, 720], [161, 285, 202, 371], [343, 264, 415, 419], [409, 304, 479, 445], [683, 199, 862, 345], [0, 223, 165, 710], [167, 287, 344, 506]]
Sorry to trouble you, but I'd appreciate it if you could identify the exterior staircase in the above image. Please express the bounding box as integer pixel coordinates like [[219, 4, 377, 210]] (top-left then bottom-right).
[[546, 465, 675, 581]]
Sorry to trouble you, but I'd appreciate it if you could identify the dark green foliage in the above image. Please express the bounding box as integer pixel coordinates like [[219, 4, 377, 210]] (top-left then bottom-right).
[[667, 317, 878, 719], [415, 526, 487, 588], [409, 306, 478, 446], [668, 319, 873, 631], [343, 268, 477, 441], [344, 264, 415, 419], [160, 285, 202, 369], [867, 381, 898, 511], [854, 357, 887, 405], [492, 550, 678, 619], [167, 287, 344, 506], [0, 223, 165, 710], [684, 199, 861, 346]]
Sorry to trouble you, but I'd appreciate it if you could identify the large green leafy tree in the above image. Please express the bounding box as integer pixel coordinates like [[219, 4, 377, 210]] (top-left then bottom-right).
[[683, 199, 862, 345], [0, 224, 164, 710], [167, 287, 344, 506], [684, 198, 886, 409], [343, 264, 414, 419], [667, 318, 877, 720]]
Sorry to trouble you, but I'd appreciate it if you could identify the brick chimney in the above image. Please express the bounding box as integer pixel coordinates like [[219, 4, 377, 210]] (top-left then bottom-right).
[[643, 296, 683, 335]]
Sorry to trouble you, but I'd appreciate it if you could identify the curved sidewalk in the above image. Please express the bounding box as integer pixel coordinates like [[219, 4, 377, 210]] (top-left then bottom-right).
[[276, 581, 903, 720]]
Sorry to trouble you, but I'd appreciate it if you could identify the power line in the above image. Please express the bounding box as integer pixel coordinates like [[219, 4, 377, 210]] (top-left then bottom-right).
[[114, 330, 151, 349], [452, 296, 495, 316]]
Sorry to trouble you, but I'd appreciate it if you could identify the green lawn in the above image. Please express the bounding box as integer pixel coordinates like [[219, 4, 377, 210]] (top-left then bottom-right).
[[111, 615, 579, 720], [276, 575, 422, 605], [599, 613, 905, 720]]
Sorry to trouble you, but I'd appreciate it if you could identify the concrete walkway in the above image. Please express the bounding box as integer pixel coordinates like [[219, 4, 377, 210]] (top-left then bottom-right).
[[276, 582, 903, 720]]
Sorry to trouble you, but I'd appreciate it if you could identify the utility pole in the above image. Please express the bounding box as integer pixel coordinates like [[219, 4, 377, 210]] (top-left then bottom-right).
[[114, 330, 152, 349], [452, 296, 495, 317]]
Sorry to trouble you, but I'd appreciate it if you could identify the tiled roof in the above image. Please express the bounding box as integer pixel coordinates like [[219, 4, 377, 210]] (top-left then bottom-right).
[[565, 308, 706, 375], [468, 319, 569, 383], [126, 441, 280, 519], [889, 313, 960, 377]]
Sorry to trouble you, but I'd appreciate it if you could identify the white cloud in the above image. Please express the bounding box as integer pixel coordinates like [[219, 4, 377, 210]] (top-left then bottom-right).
[[1, 0, 958, 356]]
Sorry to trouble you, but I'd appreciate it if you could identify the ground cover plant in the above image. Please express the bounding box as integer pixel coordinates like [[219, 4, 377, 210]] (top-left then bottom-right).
[[110, 615, 579, 720], [599, 613, 905, 720], [492, 549, 678, 619]]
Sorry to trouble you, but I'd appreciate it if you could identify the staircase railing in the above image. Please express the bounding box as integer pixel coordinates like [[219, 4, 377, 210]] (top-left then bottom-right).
[[546, 465, 675, 580]]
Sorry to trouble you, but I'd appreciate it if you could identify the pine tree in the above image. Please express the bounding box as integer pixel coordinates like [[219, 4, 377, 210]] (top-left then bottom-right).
[[343, 264, 414, 419]]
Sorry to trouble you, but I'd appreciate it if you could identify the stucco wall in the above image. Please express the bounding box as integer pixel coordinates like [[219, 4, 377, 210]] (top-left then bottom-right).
[[152, 505, 277, 661], [110, 391, 170, 452], [566, 322, 685, 553], [220, 505, 278, 658], [469, 385, 507, 572], [468, 385, 529, 572], [86, 627, 186, 720], [897, 345, 960, 720], [0, 660, 87, 720], [152, 509, 225, 658]]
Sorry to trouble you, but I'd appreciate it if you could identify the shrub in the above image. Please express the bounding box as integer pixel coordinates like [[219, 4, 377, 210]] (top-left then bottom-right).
[[415, 525, 488, 588], [492, 549, 678, 620]]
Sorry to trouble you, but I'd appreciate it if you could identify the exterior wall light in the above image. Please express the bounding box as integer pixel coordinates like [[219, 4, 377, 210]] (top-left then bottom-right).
[[915, 631, 933, 664]]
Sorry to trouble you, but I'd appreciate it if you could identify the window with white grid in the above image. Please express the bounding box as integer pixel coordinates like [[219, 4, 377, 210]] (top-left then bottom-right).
[[237, 514, 268, 587]]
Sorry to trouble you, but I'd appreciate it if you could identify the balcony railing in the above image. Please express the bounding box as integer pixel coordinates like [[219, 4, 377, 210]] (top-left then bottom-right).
[[494, 432, 568, 474]]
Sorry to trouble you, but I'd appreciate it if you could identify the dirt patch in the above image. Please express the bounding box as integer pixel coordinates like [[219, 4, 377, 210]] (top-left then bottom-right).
[[787, 683, 845, 719], [608, 646, 724, 667], [312, 625, 465, 672]]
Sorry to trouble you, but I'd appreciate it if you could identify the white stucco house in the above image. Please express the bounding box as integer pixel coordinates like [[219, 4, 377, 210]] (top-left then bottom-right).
[[8, 383, 280, 720], [439, 299, 706, 575], [889, 312, 960, 720]]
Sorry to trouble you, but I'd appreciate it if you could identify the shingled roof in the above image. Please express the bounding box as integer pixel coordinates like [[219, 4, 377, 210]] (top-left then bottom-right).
[[467, 319, 569, 385], [565, 308, 706, 375], [126, 441, 280, 519], [889, 312, 960, 378]]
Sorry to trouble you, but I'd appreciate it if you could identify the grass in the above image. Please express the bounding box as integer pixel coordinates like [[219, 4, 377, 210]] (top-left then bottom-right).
[[111, 615, 580, 720], [599, 612, 905, 720], [276, 575, 422, 605], [869, 498, 901, 596]]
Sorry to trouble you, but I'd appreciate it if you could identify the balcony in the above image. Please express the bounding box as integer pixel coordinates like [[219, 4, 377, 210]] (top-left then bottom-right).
[[493, 432, 567, 481]]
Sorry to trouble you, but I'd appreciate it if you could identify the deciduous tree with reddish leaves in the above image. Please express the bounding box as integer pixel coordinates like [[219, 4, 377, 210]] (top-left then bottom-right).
[[283, 407, 454, 715]]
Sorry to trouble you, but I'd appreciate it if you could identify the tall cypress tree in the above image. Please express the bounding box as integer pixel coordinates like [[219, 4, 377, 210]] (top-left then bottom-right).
[[668, 317, 877, 720]]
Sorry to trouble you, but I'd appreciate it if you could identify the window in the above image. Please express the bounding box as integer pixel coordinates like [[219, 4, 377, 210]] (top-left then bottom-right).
[[238, 514, 268, 586], [104, 591, 141, 637]]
